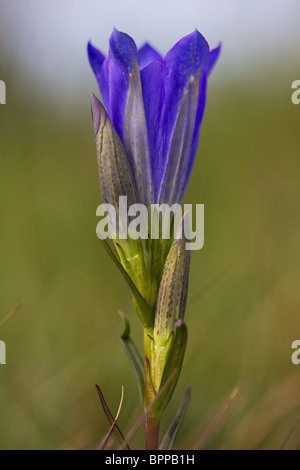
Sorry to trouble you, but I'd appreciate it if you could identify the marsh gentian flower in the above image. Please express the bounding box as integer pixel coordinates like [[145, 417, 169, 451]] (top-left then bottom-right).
[[88, 29, 220, 207], [88, 30, 221, 449]]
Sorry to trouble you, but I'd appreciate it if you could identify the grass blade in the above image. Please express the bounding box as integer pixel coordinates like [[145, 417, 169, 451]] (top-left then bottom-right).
[[96, 384, 130, 450], [98, 386, 125, 450], [280, 416, 300, 450], [159, 385, 191, 450], [0, 300, 26, 329], [193, 387, 239, 450]]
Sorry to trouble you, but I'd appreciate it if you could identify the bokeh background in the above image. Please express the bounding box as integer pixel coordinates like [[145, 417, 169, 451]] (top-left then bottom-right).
[[0, 0, 300, 450]]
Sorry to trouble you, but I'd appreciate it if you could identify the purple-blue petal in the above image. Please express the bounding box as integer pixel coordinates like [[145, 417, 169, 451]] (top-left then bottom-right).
[[88, 30, 220, 206], [108, 29, 153, 205], [158, 70, 202, 204], [138, 43, 162, 70], [164, 29, 209, 82], [141, 29, 210, 203], [87, 42, 111, 116], [87, 41, 106, 73], [182, 45, 221, 199], [140, 58, 164, 193], [108, 29, 139, 139], [204, 44, 221, 77]]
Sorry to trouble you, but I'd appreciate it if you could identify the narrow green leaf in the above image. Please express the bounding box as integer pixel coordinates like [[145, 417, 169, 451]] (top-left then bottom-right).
[[100, 238, 154, 330], [159, 386, 191, 450], [119, 311, 146, 408]]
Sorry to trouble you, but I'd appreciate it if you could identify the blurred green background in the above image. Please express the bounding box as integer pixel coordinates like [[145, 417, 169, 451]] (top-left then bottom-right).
[[0, 0, 300, 450]]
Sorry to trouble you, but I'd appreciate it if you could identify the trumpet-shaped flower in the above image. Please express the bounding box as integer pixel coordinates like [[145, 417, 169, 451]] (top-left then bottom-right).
[[88, 29, 220, 207], [88, 29, 221, 449]]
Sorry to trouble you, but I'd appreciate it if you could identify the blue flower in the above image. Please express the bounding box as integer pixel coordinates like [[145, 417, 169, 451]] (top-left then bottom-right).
[[88, 29, 220, 207]]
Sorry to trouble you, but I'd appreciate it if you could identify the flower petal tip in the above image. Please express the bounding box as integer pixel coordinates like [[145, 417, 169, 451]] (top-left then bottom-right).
[[109, 28, 138, 66], [91, 93, 103, 137], [87, 41, 106, 73], [138, 43, 162, 69], [205, 43, 222, 76]]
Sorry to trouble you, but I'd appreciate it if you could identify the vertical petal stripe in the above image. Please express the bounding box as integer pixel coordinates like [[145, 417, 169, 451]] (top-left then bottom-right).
[[157, 70, 201, 204], [109, 29, 153, 206], [141, 30, 209, 202]]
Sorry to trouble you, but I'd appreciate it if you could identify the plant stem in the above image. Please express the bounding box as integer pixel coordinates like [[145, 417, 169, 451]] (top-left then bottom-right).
[[145, 414, 160, 450], [144, 331, 160, 450]]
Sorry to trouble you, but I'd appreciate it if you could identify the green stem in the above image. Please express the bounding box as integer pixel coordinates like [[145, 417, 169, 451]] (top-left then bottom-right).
[[144, 331, 160, 450]]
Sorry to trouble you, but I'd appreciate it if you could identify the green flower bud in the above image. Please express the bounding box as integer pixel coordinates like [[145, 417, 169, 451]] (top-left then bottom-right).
[[92, 93, 157, 318], [92, 93, 137, 236], [151, 213, 191, 391]]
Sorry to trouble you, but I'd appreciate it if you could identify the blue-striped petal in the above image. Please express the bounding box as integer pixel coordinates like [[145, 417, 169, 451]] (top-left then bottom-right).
[[141, 30, 209, 203], [183, 45, 221, 199], [88, 30, 220, 207], [108, 29, 153, 206]]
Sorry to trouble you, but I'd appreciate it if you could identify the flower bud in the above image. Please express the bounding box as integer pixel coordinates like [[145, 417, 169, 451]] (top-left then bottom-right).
[[91, 93, 137, 225], [151, 213, 191, 390]]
